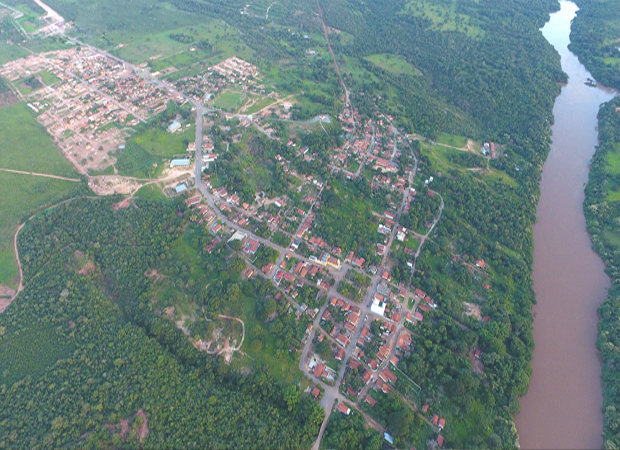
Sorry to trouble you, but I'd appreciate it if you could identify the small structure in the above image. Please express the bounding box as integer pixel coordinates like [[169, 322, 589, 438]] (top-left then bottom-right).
[[170, 158, 190, 168], [175, 183, 187, 194], [167, 121, 181, 133], [337, 403, 350, 415], [384, 433, 394, 445]]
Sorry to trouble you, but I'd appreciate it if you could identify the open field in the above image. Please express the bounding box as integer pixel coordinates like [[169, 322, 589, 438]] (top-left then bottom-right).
[[401, 0, 485, 38], [365, 53, 420, 76], [0, 102, 79, 176], [132, 124, 194, 158], [134, 183, 168, 201], [212, 89, 247, 111], [37, 69, 60, 86]]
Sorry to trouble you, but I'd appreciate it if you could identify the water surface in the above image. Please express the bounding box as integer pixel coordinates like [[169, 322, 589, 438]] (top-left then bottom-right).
[[515, 2, 616, 448]]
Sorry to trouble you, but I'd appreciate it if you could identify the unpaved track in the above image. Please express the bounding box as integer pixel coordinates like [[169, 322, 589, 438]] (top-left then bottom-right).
[[0, 168, 81, 182]]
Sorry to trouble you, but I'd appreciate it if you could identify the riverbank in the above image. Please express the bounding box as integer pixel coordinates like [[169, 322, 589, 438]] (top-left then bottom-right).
[[515, 2, 616, 448], [584, 95, 620, 450]]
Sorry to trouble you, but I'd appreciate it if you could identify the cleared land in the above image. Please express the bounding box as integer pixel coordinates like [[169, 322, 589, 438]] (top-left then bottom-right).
[[365, 53, 420, 76]]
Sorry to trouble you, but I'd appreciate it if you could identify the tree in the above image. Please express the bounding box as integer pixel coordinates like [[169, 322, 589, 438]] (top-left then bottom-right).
[[284, 385, 300, 411], [388, 408, 413, 437]]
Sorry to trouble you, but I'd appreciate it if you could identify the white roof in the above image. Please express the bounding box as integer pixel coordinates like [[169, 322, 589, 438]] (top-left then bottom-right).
[[170, 159, 190, 167], [370, 298, 386, 317], [175, 184, 187, 193]]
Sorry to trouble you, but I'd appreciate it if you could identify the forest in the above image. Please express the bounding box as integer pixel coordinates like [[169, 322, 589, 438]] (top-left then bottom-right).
[[0, 198, 323, 448], [570, 0, 620, 90], [583, 97, 620, 449]]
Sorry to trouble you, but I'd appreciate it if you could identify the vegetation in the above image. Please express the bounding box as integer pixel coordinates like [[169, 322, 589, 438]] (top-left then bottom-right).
[[583, 98, 620, 449], [570, 0, 620, 90], [1, 198, 323, 448], [321, 407, 382, 450]]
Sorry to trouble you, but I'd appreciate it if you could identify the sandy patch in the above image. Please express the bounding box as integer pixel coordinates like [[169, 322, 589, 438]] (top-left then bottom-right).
[[78, 261, 96, 276]]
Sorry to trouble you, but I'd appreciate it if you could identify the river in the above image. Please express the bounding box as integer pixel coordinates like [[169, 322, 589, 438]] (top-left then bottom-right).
[[515, 2, 617, 448]]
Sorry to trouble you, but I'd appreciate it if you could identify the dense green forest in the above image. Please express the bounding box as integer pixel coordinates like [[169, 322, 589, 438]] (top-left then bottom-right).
[[0, 198, 323, 448], [584, 97, 620, 449], [570, 0, 620, 90]]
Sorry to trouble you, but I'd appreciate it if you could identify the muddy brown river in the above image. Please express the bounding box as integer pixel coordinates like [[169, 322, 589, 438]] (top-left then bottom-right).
[[515, 2, 617, 449]]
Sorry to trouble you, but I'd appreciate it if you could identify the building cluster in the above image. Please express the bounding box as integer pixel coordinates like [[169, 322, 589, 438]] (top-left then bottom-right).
[[174, 56, 260, 103]]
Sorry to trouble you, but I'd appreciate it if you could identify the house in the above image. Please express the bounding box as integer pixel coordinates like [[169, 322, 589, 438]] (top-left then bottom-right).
[[337, 403, 350, 415], [365, 395, 376, 407], [376, 379, 390, 394], [432, 414, 439, 425], [262, 262, 275, 275], [243, 238, 261, 255], [390, 355, 399, 367], [362, 370, 371, 384], [336, 334, 349, 347], [437, 435, 444, 447], [438, 418, 446, 430], [476, 259, 486, 269], [348, 359, 361, 370], [335, 348, 345, 361], [346, 386, 357, 397], [187, 196, 201, 207], [379, 368, 397, 384], [313, 363, 325, 378], [422, 404, 429, 414], [368, 359, 378, 370], [313, 387, 320, 398]]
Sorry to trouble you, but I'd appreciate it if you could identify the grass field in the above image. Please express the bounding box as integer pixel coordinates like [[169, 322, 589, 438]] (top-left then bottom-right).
[[132, 124, 193, 158], [134, 183, 168, 201], [0, 101, 83, 286], [436, 132, 468, 148], [365, 53, 420, 76], [401, 0, 485, 38], [0, 102, 79, 177], [605, 144, 620, 175], [0, 172, 83, 286], [37, 70, 61, 86], [244, 96, 276, 115], [113, 141, 161, 178], [212, 89, 247, 111], [0, 325, 74, 385]]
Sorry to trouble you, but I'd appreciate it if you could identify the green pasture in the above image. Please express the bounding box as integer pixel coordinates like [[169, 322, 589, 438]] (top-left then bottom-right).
[[134, 183, 168, 201], [37, 70, 60, 86], [212, 89, 247, 111], [0, 102, 79, 177], [435, 132, 468, 148], [132, 123, 194, 158], [245, 96, 277, 115], [365, 53, 420, 76], [402, 0, 485, 38]]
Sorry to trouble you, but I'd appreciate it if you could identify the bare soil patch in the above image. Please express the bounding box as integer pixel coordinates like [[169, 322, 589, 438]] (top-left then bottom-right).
[[136, 409, 149, 443], [0, 285, 16, 297], [0, 91, 19, 109], [78, 261, 96, 276], [144, 269, 165, 282], [0, 297, 12, 313]]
